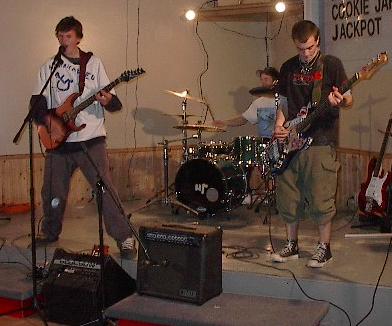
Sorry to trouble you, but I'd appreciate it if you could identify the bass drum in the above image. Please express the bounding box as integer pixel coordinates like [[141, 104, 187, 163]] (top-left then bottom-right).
[[175, 159, 247, 215]]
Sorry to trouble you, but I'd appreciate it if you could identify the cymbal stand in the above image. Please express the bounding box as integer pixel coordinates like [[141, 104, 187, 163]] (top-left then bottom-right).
[[181, 90, 189, 161], [158, 137, 200, 217], [162, 139, 170, 205]]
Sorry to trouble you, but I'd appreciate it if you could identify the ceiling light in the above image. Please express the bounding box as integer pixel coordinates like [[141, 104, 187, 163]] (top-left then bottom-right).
[[275, 1, 286, 13], [185, 9, 196, 21]]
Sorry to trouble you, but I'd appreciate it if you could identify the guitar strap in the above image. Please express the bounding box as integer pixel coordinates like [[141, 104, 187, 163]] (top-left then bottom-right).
[[311, 54, 324, 106], [78, 49, 93, 94]]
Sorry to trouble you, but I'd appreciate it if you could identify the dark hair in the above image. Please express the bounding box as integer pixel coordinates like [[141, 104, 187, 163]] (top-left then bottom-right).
[[256, 67, 279, 81], [55, 16, 83, 39], [291, 20, 319, 43]]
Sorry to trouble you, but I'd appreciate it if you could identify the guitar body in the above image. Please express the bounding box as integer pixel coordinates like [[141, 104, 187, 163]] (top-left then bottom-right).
[[37, 93, 86, 150], [267, 117, 313, 175], [267, 52, 388, 175], [358, 157, 392, 217]]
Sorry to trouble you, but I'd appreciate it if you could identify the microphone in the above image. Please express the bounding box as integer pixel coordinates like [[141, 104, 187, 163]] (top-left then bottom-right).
[[54, 46, 64, 64]]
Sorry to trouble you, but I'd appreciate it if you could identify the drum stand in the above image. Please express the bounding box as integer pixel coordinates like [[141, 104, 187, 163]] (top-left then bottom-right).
[[253, 168, 277, 224], [158, 137, 200, 217]]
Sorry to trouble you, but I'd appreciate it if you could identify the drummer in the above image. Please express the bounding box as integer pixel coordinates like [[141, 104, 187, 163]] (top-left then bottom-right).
[[212, 66, 279, 140]]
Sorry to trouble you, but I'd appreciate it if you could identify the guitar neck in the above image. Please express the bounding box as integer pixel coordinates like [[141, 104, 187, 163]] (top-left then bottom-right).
[[295, 73, 359, 133], [68, 77, 123, 121], [374, 117, 392, 176]]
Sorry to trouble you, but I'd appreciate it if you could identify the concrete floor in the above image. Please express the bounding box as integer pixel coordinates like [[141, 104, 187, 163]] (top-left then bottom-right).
[[0, 198, 391, 325]]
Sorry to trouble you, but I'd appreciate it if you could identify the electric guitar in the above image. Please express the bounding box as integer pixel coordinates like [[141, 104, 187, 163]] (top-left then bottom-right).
[[358, 115, 392, 217], [37, 68, 145, 150], [267, 52, 389, 175]]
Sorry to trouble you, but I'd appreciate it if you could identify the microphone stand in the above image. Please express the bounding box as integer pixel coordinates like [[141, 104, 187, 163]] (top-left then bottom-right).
[[79, 143, 152, 324], [12, 56, 63, 325]]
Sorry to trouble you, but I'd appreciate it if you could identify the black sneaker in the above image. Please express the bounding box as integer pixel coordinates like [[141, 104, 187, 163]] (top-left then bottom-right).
[[118, 237, 137, 260], [307, 242, 332, 268], [270, 239, 299, 262]]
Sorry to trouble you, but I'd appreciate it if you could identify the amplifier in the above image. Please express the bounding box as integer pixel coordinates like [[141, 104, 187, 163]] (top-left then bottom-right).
[[42, 248, 136, 325], [137, 223, 222, 304]]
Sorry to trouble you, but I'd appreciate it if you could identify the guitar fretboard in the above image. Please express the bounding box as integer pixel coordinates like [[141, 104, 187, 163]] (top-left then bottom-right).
[[62, 68, 145, 123]]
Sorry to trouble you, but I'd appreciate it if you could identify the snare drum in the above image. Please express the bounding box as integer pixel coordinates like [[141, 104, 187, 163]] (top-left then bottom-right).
[[175, 158, 247, 214]]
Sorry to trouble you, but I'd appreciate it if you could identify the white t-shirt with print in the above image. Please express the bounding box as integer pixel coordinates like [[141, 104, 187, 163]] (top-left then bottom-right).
[[33, 54, 116, 142]]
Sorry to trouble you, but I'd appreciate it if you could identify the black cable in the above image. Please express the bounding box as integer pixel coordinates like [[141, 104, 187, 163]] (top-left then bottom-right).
[[270, 12, 285, 40], [132, 0, 141, 148], [262, 203, 352, 325], [127, 0, 141, 192], [355, 237, 392, 325], [0, 261, 31, 271], [212, 12, 285, 41], [11, 234, 33, 266], [194, 0, 218, 123], [213, 23, 265, 40], [265, 12, 270, 67], [0, 238, 5, 251], [223, 245, 261, 259], [195, 20, 208, 123], [231, 255, 352, 326]]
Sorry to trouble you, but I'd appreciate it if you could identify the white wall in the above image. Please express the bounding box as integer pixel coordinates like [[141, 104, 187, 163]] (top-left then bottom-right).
[[1, 0, 298, 155], [323, 0, 392, 152]]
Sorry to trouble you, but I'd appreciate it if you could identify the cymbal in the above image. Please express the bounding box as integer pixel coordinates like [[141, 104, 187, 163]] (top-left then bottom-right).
[[173, 124, 226, 132], [249, 87, 275, 96], [162, 113, 201, 118], [165, 90, 205, 103]]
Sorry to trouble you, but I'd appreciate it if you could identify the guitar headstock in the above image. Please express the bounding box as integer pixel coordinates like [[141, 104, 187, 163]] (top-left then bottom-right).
[[358, 52, 388, 81], [120, 68, 146, 82]]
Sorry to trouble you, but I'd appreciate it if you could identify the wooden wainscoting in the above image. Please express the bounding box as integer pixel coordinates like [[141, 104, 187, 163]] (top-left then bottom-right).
[[336, 148, 392, 211], [0, 146, 183, 210], [0, 147, 390, 212]]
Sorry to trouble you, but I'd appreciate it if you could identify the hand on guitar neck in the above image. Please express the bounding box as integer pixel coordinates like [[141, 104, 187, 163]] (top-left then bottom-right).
[[95, 90, 112, 107]]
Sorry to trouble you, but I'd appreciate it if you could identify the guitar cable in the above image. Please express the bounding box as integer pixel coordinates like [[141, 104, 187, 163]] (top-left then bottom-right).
[[354, 236, 392, 325]]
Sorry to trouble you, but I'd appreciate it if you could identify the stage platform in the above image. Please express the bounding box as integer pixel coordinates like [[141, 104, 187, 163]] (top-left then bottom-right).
[[0, 199, 391, 325], [105, 292, 329, 326]]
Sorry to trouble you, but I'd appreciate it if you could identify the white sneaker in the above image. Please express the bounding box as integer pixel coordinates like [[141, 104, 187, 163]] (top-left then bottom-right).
[[118, 237, 137, 260]]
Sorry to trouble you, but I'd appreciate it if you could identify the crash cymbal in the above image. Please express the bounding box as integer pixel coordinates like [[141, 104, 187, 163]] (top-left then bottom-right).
[[165, 90, 205, 103], [249, 87, 275, 96], [173, 124, 225, 132]]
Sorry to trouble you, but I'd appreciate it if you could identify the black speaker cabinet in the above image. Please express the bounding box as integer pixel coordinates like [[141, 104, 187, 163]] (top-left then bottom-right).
[[41, 248, 136, 325], [137, 223, 222, 304]]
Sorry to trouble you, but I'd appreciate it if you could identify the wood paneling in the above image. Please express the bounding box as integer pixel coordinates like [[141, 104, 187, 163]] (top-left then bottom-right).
[[1, 147, 390, 212]]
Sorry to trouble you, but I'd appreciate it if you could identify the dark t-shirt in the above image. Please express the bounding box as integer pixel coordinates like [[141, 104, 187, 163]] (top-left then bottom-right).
[[278, 54, 348, 146]]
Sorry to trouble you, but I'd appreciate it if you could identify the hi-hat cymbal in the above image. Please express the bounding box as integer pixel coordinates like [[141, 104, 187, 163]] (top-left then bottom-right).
[[249, 87, 275, 96], [165, 90, 205, 103], [173, 124, 225, 132]]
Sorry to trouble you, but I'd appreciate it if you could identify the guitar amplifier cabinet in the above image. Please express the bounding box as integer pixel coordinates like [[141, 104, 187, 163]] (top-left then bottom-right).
[[41, 248, 136, 325], [137, 223, 222, 304]]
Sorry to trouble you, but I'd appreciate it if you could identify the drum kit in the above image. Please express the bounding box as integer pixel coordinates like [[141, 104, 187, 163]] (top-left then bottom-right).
[[160, 89, 275, 218]]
